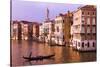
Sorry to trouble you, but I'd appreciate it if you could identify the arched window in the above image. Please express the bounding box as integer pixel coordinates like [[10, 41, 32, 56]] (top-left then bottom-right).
[[93, 12, 95, 15], [82, 42, 84, 48], [78, 42, 80, 47], [88, 12, 89, 15], [63, 20, 64, 23], [82, 12, 84, 15], [93, 42, 95, 47], [87, 42, 89, 47]]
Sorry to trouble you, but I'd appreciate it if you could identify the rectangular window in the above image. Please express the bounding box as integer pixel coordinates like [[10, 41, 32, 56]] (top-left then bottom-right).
[[63, 20, 64, 23], [82, 17, 85, 24], [57, 26, 59, 32], [87, 18, 90, 24], [82, 17, 84, 21], [93, 42, 95, 47], [82, 44, 84, 47], [78, 42, 80, 47], [88, 12, 89, 15], [92, 18, 95, 25], [87, 26, 90, 33], [82, 12, 84, 15], [82, 42, 84, 48], [82, 21, 84, 24], [93, 12, 95, 15], [92, 27, 95, 33], [87, 42, 89, 47], [81, 26, 85, 33]]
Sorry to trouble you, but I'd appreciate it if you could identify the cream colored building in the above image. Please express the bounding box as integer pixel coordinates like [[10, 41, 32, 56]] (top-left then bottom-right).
[[11, 20, 39, 40], [21, 21, 29, 40], [72, 5, 96, 51], [39, 20, 54, 43], [39, 23, 44, 41], [54, 15, 64, 45]]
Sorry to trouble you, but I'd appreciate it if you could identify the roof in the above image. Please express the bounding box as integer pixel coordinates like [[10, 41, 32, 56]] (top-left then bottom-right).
[[78, 5, 96, 10], [73, 5, 96, 13], [12, 20, 40, 26], [20, 20, 32, 24]]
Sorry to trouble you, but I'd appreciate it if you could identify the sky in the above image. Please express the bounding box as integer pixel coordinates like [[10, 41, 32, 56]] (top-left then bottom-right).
[[12, 0, 84, 23]]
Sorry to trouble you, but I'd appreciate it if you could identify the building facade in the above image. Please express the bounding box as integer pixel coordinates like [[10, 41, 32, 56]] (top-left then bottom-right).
[[11, 21, 19, 40], [39, 23, 44, 42], [54, 12, 73, 45], [11, 20, 39, 40], [32, 22, 39, 40], [72, 5, 96, 51], [54, 15, 64, 45], [63, 11, 73, 46], [21, 21, 29, 40], [39, 20, 54, 43]]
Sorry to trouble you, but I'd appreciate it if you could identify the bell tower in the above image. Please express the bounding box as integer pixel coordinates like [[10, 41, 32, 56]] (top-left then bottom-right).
[[46, 8, 50, 21]]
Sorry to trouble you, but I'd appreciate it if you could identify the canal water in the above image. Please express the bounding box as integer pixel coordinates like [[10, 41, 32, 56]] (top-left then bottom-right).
[[11, 40, 96, 66]]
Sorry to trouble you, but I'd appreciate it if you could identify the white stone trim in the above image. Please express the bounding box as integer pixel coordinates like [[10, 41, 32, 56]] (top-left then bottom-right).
[[72, 39, 96, 51]]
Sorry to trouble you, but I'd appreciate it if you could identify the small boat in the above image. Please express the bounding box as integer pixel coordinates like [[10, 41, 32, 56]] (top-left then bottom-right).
[[49, 41, 66, 47]]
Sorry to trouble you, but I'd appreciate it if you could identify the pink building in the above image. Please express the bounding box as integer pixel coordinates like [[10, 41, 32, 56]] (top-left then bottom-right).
[[72, 5, 96, 51]]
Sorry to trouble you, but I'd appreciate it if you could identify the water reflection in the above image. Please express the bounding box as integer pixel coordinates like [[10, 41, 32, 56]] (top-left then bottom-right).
[[11, 40, 96, 66]]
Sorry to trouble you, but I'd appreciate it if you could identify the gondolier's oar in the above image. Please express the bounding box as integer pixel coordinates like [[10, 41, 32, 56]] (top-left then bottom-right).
[[29, 52, 32, 58]]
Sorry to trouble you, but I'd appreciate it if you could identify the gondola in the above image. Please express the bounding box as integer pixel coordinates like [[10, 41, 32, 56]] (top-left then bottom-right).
[[23, 52, 55, 61]]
